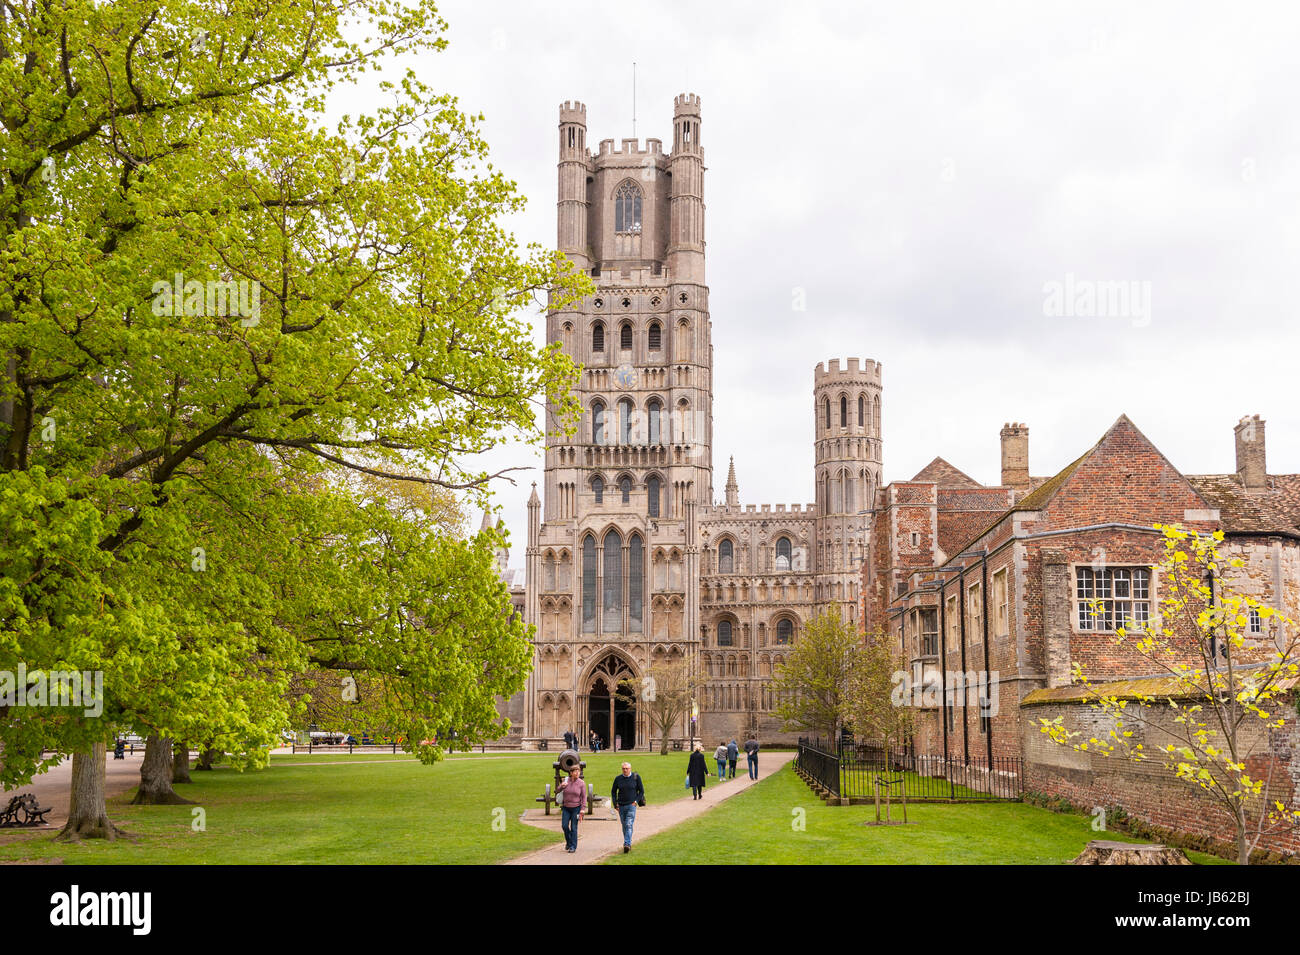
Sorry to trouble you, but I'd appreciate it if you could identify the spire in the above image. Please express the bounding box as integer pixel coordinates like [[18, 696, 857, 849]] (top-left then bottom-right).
[[528, 482, 541, 507], [479, 509, 492, 532], [725, 455, 739, 507]]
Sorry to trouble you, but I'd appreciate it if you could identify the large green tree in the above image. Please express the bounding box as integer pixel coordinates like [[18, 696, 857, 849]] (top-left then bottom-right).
[[0, 0, 585, 838]]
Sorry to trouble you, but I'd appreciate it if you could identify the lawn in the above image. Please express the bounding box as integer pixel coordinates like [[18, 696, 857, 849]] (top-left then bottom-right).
[[0, 750, 696, 865], [604, 763, 1230, 865]]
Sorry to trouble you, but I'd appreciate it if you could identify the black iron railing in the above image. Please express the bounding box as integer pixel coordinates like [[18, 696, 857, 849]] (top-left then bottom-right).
[[797, 738, 1023, 802], [795, 737, 841, 797]]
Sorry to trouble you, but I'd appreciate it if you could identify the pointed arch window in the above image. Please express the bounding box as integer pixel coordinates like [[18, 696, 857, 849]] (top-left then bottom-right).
[[592, 322, 604, 352], [620, 322, 633, 350], [647, 475, 661, 518], [840, 395, 848, 428], [618, 398, 633, 444], [602, 531, 623, 631], [647, 400, 662, 445], [776, 536, 792, 571], [718, 620, 733, 647], [824, 398, 831, 430], [629, 535, 644, 633], [719, 539, 734, 574], [858, 395, 865, 427], [591, 401, 606, 446], [776, 618, 793, 644], [614, 181, 643, 233], [619, 475, 632, 503], [648, 321, 662, 350], [591, 475, 604, 504], [582, 535, 597, 632]]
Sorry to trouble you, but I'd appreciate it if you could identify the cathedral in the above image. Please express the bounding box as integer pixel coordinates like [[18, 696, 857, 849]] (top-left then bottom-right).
[[500, 94, 882, 749]]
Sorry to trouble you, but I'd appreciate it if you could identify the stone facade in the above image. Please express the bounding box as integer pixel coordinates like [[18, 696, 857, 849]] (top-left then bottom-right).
[[509, 96, 882, 750]]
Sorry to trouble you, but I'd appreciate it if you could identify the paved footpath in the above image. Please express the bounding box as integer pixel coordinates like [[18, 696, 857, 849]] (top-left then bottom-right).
[[504, 750, 794, 865]]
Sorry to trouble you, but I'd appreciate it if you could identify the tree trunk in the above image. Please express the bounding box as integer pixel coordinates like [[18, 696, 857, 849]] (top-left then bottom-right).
[[172, 741, 192, 783], [131, 735, 193, 805], [56, 742, 124, 841], [1073, 841, 1192, 865], [194, 745, 218, 771], [1236, 806, 1250, 865]]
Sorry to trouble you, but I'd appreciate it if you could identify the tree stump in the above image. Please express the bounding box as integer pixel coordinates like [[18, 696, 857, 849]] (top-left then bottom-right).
[[1072, 840, 1192, 865]]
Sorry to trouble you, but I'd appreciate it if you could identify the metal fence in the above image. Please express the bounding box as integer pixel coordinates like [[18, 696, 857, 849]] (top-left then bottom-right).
[[797, 738, 1022, 802], [795, 737, 842, 797]]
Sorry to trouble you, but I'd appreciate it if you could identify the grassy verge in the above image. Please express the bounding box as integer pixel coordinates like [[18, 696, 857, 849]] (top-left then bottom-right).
[[604, 764, 1230, 865], [0, 752, 695, 865]]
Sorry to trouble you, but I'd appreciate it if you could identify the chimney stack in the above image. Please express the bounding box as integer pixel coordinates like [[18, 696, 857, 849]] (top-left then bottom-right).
[[1234, 415, 1267, 491], [1000, 422, 1030, 491]]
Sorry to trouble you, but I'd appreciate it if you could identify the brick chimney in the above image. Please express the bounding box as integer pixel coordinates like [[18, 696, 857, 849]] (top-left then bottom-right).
[[1234, 415, 1267, 490], [1000, 422, 1030, 491]]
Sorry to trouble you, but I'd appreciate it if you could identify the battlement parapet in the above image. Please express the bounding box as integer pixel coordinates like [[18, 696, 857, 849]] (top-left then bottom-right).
[[814, 357, 883, 386]]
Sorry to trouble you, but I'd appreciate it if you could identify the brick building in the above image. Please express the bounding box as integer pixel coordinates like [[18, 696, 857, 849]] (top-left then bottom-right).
[[862, 414, 1300, 855]]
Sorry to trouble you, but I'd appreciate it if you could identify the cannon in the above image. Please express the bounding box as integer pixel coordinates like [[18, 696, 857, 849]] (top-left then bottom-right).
[[536, 748, 599, 815]]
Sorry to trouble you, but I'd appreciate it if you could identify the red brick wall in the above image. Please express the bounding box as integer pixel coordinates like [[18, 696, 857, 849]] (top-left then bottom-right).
[[1023, 694, 1300, 858]]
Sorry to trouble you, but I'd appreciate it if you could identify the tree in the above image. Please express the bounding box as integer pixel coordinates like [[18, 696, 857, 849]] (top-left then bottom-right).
[[625, 655, 700, 755], [842, 631, 915, 758], [0, 0, 587, 839], [770, 609, 862, 741], [1037, 524, 1300, 864]]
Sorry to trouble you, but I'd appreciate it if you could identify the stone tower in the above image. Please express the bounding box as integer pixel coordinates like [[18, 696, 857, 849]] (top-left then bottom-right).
[[523, 95, 714, 749], [813, 358, 883, 626]]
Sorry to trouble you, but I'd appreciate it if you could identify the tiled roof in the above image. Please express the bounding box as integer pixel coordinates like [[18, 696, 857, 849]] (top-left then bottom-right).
[[1186, 474, 1300, 539], [910, 457, 983, 488]]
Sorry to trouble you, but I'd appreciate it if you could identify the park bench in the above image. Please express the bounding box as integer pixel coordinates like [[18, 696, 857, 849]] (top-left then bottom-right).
[[0, 792, 53, 828]]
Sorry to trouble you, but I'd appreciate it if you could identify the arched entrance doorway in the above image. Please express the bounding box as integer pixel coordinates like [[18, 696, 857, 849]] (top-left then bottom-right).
[[585, 653, 636, 751]]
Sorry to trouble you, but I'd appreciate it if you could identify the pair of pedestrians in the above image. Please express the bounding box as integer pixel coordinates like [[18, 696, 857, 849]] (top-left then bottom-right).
[[556, 761, 645, 854]]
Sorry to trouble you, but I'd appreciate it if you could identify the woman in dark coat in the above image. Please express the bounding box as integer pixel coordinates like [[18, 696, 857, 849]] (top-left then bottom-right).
[[687, 744, 709, 800]]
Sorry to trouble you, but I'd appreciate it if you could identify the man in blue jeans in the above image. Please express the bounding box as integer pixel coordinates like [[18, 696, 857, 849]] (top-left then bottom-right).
[[610, 761, 645, 853], [745, 735, 760, 780]]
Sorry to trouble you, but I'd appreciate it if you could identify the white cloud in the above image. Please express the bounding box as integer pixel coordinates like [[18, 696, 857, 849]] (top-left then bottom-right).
[[333, 1, 1300, 553]]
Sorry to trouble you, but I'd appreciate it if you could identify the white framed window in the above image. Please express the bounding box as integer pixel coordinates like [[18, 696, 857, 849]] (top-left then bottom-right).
[[1248, 607, 1262, 634], [1075, 566, 1151, 633], [966, 583, 982, 646], [992, 568, 1009, 637], [919, 608, 938, 656]]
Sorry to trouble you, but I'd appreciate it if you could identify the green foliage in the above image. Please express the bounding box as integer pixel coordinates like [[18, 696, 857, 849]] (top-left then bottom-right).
[[770, 609, 862, 740], [0, 0, 590, 784]]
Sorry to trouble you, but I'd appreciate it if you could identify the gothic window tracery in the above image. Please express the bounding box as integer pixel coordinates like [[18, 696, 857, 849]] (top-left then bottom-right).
[[614, 181, 643, 233]]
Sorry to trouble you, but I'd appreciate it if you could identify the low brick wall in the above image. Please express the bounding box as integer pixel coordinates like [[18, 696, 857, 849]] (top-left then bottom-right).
[[1022, 690, 1300, 859]]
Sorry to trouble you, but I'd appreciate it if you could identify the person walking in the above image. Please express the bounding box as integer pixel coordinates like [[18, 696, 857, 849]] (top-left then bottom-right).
[[745, 735, 760, 780], [557, 766, 586, 853], [687, 743, 709, 800], [714, 742, 728, 781], [726, 739, 739, 779], [610, 761, 645, 853], [589, 730, 598, 752]]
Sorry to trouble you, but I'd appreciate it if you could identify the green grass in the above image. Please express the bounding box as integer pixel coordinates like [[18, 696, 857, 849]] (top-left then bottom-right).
[[604, 764, 1230, 865], [0, 751, 695, 865], [839, 768, 996, 800]]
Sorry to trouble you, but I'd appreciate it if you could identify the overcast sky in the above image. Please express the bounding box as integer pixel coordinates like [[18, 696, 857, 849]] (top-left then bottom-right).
[[353, 1, 1300, 560]]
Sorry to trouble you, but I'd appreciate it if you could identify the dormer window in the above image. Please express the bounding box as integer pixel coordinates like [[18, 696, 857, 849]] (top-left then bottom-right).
[[615, 181, 642, 233]]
